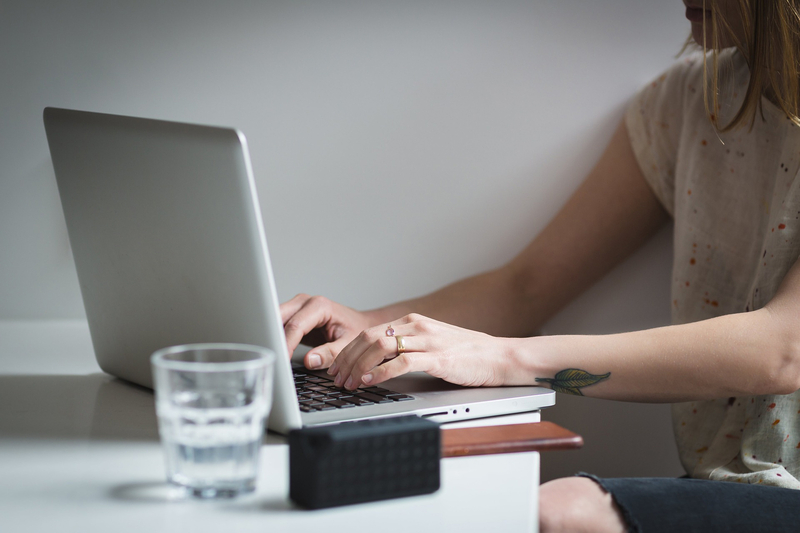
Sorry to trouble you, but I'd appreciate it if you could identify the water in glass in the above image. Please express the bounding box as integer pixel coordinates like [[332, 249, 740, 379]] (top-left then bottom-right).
[[158, 392, 267, 497]]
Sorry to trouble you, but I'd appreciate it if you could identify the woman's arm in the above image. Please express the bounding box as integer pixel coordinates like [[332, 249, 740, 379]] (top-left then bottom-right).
[[514, 250, 800, 401], [507, 291, 800, 402], [332, 265, 800, 400]]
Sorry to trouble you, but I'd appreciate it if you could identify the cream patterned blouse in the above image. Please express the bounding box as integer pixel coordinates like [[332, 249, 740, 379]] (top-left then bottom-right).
[[626, 48, 800, 488]]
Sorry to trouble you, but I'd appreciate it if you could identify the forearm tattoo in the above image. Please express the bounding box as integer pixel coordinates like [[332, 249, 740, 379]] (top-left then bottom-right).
[[535, 368, 611, 396]]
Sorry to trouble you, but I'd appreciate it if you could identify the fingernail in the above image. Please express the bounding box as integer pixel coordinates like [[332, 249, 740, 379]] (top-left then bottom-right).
[[362, 373, 373, 385], [344, 376, 354, 389], [327, 362, 338, 376], [307, 353, 321, 368], [334, 373, 344, 387]]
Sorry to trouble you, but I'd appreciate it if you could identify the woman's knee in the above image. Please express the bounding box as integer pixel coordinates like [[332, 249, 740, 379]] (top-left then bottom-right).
[[539, 477, 627, 533]]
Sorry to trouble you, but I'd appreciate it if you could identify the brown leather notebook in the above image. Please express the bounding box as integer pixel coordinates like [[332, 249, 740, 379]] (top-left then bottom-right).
[[441, 421, 583, 458]]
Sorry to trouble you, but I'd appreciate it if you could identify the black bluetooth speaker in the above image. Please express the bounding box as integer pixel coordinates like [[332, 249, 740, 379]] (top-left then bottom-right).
[[288, 415, 441, 509]]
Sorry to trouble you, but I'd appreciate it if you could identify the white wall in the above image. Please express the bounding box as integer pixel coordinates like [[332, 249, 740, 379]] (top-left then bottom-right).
[[1, 0, 687, 480]]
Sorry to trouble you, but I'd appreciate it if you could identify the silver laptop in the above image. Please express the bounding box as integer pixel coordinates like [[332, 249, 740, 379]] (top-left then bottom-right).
[[43, 107, 554, 434]]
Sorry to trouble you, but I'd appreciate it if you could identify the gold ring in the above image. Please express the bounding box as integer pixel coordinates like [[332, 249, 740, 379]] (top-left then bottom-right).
[[386, 325, 395, 337], [395, 335, 405, 356]]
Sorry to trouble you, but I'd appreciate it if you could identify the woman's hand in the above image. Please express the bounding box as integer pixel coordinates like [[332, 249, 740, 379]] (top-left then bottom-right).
[[280, 294, 375, 370], [327, 313, 511, 390]]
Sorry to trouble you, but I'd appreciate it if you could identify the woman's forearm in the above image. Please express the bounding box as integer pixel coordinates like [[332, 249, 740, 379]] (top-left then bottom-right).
[[506, 308, 800, 402]]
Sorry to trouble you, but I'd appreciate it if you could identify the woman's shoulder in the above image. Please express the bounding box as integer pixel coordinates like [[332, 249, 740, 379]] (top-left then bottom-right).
[[638, 48, 746, 123]]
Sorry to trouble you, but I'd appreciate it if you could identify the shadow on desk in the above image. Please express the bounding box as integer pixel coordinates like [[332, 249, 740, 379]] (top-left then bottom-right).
[[107, 481, 296, 512]]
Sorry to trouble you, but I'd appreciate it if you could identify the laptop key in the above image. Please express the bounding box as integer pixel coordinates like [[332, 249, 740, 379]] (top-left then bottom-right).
[[316, 404, 336, 411], [299, 399, 322, 406], [324, 399, 355, 409], [299, 405, 317, 412], [363, 387, 394, 396], [385, 394, 415, 401], [355, 392, 393, 404], [340, 396, 374, 406]]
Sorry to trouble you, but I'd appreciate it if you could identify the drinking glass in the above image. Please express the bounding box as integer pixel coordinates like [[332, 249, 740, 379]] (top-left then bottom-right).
[[151, 343, 275, 498]]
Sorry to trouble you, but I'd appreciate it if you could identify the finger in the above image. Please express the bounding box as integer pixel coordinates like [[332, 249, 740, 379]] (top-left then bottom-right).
[[283, 297, 331, 354], [280, 293, 311, 324], [304, 338, 349, 370], [329, 320, 420, 382], [342, 333, 427, 390], [328, 322, 398, 380], [362, 352, 435, 386], [328, 329, 377, 385]]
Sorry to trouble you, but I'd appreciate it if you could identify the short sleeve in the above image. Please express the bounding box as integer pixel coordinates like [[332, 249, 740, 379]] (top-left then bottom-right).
[[625, 59, 696, 217]]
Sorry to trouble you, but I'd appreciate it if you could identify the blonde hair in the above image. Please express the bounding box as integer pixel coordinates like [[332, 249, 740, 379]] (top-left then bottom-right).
[[698, 0, 800, 131]]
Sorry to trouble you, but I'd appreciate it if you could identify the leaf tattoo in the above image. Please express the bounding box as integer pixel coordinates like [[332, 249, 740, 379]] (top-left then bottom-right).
[[535, 368, 611, 396]]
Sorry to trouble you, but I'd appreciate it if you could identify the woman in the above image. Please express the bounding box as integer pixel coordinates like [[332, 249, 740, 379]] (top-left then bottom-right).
[[280, 1, 800, 531]]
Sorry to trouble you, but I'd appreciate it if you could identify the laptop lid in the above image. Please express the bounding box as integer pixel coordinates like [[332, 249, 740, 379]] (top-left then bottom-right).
[[43, 107, 302, 433]]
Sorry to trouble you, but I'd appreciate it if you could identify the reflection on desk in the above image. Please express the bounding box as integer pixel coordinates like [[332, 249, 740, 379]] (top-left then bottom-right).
[[2, 374, 157, 441]]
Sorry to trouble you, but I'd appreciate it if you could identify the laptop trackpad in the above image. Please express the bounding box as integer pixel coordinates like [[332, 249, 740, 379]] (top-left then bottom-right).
[[381, 372, 465, 394]]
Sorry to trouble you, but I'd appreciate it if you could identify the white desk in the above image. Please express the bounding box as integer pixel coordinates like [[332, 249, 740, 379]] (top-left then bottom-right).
[[0, 321, 541, 533]]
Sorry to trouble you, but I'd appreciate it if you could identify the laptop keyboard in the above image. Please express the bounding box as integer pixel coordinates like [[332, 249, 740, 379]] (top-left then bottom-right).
[[293, 367, 414, 412]]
